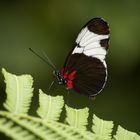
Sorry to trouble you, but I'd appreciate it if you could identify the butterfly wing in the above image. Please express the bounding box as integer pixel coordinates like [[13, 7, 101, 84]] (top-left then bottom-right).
[[63, 18, 110, 97]]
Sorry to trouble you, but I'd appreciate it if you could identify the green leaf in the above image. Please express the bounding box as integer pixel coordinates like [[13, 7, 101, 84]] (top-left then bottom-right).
[[65, 105, 89, 131], [2, 68, 33, 115], [0, 111, 93, 140], [37, 89, 64, 121], [114, 125, 140, 140], [1, 68, 140, 140], [92, 115, 113, 140], [0, 117, 35, 140]]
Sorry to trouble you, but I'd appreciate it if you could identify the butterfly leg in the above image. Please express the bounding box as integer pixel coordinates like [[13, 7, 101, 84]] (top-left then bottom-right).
[[48, 80, 55, 90]]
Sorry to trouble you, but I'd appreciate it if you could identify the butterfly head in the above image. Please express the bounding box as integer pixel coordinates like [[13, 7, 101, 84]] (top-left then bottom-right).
[[53, 70, 67, 85]]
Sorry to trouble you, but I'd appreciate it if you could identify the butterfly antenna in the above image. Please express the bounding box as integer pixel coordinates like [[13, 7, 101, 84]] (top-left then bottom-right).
[[41, 51, 56, 70], [29, 48, 56, 70]]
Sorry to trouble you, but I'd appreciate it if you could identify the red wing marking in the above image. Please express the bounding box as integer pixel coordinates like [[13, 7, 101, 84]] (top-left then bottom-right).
[[60, 68, 77, 89], [67, 71, 76, 89], [68, 71, 76, 80], [67, 80, 73, 89], [63, 72, 68, 79]]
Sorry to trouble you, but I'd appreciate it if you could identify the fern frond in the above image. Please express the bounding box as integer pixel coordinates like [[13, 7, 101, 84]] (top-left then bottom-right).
[[37, 89, 64, 121], [92, 115, 113, 140], [0, 111, 63, 140], [0, 111, 93, 140], [1, 68, 140, 140], [65, 105, 89, 131], [0, 118, 36, 140], [114, 125, 140, 140], [46, 120, 94, 140], [2, 68, 33, 115]]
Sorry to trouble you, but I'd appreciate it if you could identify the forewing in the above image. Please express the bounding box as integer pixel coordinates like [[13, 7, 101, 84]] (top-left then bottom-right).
[[72, 18, 110, 61]]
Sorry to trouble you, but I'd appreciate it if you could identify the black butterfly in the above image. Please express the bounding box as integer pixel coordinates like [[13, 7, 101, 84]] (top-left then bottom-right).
[[30, 17, 110, 98]]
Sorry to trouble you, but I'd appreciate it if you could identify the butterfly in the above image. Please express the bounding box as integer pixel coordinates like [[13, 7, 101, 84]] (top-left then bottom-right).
[[30, 17, 110, 98]]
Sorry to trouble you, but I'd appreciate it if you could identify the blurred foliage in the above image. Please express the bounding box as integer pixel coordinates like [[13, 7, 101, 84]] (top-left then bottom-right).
[[0, 0, 140, 138]]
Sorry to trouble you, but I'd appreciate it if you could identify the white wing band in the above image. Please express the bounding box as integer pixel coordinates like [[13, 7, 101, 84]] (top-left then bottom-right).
[[73, 26, 109, 62]]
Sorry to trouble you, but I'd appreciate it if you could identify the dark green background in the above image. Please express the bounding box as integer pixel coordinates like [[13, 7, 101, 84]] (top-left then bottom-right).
[[0, 0, 140, 135]]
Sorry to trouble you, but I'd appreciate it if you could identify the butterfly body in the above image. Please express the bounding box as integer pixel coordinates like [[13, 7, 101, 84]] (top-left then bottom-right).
[[54, 17, 110, 98], [53, 69, 76, 89]]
